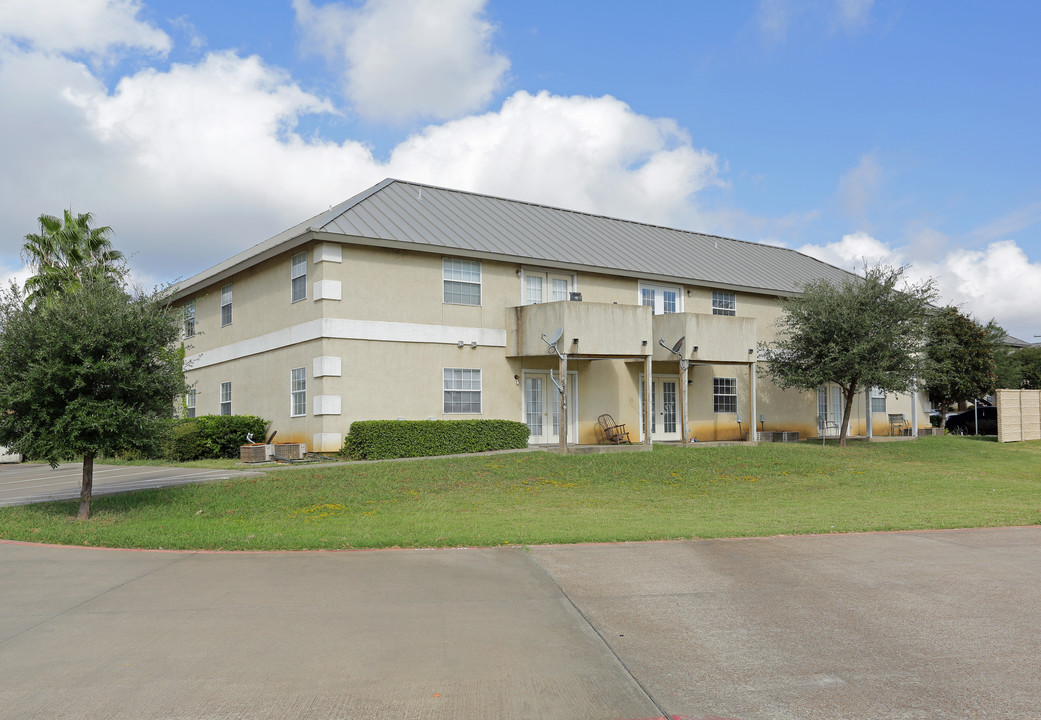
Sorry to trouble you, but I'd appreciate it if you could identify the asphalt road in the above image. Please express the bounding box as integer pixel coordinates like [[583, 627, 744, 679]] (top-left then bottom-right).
[[0, 462, 261, 507], [1, 527, 1039, 719]]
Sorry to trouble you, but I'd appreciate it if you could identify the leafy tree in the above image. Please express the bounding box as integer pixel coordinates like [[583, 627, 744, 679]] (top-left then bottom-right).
[[1015, 346, 1041, 389], [760, 264, 936, 446], [21, 210, 124, 308], [924, 308, 995, 431], [0, 278, 184, 519], [986, 321, 1023, 390]]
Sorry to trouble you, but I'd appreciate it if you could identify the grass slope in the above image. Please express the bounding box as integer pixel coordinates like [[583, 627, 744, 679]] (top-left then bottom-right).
[[2, 436, 1039, 550]]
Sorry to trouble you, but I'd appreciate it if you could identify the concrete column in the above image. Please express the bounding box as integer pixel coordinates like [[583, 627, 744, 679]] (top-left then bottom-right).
[[558, 353, 568, 451], [680, 360, 689, 445], [911, 380, 919, 438], [749, 362, 758, 442], [865, 388, 874, 439], [644, 355, 653, 446]]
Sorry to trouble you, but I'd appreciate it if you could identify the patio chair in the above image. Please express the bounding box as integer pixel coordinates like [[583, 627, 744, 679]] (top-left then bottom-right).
[[817, 415, 838, 446], [888, 413, 910, 436], [598, 414, 632, 444]]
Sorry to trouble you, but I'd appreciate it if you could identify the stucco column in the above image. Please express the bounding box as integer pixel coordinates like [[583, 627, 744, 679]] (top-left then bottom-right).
[[644, 355, 653, 446], [749, 362, 757, 442], [911, 379, 919, 438], [865, 388, 873, 439], [558, 353, 568, 450], [680, 359, 689, 444]]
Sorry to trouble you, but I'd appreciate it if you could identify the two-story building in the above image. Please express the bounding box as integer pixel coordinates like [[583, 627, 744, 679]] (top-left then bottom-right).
[[172, 179, 927, 452]]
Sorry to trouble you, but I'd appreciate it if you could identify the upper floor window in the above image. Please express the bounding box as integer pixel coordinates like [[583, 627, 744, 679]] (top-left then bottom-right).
[[220, 283, 233, 326], [185, 388, 196, 418], [870, 387, 887, 413], [443, 258, 481, 305], [712, 290, 736, 316], [639, 283, 681, 315], [182, 300, 195, 338], [522, 270, 572, 305], [291, 251, 307, 302], [526, 275, 543, 304]]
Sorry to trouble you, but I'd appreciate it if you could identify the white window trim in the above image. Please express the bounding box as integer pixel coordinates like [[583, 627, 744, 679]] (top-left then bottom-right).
[[182, 300, 196, 338], [870, 387, 887, 414], [443, 368, 482, 414], [712, 290, 737, 316], [519, 267, 577, 305], [713, 377, 738, 414], [442, 258, 482, 306], [220, 283, 233, 327], [290, 368, 306, 417], [185, 388, 196, 418], [637, 282, 683, 315], [291, 251, 307, 303], [219, 381, 232, 415]]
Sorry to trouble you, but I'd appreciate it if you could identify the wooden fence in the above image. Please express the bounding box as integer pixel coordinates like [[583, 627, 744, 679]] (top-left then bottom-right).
[[996, 389, 1041, 443]]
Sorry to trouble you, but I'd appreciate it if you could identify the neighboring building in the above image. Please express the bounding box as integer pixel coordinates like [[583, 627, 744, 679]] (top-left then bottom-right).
[[172, 179, 928, 452]]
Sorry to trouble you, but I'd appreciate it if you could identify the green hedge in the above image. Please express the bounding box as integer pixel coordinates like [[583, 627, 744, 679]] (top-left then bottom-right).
[[165, 415, 268, 461], [343, 419, 530, 460]]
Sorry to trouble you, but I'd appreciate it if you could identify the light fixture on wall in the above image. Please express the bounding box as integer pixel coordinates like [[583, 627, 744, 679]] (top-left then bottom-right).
[[572, 338, 579, 345], [514, 374, 520, 385]]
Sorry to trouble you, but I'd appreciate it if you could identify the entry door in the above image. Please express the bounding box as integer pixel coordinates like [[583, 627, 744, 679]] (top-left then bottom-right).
[[817, 386, 844, 436], [524, 271, 572, 304], [523, 371, 577, 444], [640, 375, 680, 441]]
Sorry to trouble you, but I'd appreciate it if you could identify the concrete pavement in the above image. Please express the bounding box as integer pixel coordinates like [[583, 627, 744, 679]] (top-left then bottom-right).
[[2, 527, 1040, 719], [0, 462, 262, 507]]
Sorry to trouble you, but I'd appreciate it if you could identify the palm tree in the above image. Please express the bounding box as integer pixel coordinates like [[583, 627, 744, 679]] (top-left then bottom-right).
[[21, 210, 124, 307]]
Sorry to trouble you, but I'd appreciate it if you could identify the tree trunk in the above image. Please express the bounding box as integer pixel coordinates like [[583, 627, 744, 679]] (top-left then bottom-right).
[[77, 454, 94, 520], [839, 385, 857, 447]]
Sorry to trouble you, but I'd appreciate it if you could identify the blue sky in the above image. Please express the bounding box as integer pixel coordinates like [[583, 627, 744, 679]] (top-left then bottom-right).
[[1, 0, 1039, 339]]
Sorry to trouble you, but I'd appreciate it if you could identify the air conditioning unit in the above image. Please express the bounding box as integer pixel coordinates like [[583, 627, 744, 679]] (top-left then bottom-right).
[[240, 444, 274, 463], [274, 442, 308, 460], [760, 431, 799, 443]]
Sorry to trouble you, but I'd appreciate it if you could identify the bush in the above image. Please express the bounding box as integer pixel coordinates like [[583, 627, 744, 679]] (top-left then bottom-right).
[[165, 415, 268, 461], [343, 419, 530, 460]]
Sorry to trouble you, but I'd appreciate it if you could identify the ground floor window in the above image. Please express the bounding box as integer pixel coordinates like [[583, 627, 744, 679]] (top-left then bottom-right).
[[291, 368, 306, 416], [220, 381, 232, 415], [870, 387, 887, 413], [713, 377, 737, 413], [444, 368, 481, 413]]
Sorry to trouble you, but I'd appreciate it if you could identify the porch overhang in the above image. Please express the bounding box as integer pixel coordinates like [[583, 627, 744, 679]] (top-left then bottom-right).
[[506, 301, 653, 358], [652, 313, 758, 364]]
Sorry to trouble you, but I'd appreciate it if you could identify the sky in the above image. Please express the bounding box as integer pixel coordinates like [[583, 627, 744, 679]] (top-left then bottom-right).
[[1, 0, 1039, 340]]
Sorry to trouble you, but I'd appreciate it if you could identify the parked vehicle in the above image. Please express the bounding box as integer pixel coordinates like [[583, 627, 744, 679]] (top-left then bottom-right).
[[945, 406, 997, 435]]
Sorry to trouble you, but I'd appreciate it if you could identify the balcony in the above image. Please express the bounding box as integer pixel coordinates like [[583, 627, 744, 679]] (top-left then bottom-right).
[[653, 312, 758, 364], [506, 301, 652, 357]]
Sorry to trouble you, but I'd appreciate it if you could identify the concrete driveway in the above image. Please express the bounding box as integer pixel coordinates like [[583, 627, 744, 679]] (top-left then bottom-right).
[[1, 527, 1039, 719], [0, 462, 261, 507]]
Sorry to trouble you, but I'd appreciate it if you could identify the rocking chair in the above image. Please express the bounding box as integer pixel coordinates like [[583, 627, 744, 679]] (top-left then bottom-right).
[[598, 414, 632, 444]]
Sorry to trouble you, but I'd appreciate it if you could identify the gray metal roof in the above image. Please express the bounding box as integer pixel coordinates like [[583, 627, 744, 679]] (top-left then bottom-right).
[[177, 178, 858, 297]]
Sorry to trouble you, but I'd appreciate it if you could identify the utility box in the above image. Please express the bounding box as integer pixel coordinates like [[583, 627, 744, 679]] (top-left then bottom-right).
[[273, 443, 307, 460], [0, 445, 22, 463], [240, 444, 274, 463], [760, 431, 799, 443]]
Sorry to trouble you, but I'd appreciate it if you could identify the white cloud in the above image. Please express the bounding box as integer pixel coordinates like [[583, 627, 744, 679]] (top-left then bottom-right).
[[0, 0, 170, 57], [838, 152, 882, 222], [834, 0, 874, 30], [294, 0, 509, 122], [756, 0, 792, 42], [798, 232, 1041, 339]]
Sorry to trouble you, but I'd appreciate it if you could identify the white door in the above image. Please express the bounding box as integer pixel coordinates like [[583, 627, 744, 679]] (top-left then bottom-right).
[[523, 371, 577, 444], [640, 375, 680, 441], [524, 271, 573, 304], [817, 386, 844, 436]]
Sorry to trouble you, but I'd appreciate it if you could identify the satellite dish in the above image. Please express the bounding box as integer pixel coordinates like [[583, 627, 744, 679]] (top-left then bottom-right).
[[672, 336, 685, 355], [547, 327, 564, 346]]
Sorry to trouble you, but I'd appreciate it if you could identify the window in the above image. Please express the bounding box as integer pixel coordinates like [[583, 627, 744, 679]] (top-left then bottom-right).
[[291, 251, 307, 302], [526, 275, 543, 304], [713, 377, 737, 413], [185, 388, 196, 418], [638, 283, 681, 315], [712, 290, 736, 316], [443, 258, 481, 305], [220, 381, 231, 415], [182, 300, 195, 338], [871, 387, 887, 413], [220, 283, 233, 326], [291, 368, 306, 416], [444, 368, 481, 413], [551, 278, 569, 302]]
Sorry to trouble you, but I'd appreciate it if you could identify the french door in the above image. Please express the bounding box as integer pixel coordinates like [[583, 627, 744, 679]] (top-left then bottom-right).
[[817, 386, 844, 436], [523, 371, 577, 444], [639, 375, 680, 441]]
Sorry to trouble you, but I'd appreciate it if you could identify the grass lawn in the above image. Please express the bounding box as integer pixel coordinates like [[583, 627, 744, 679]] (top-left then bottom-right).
[[2, 436, 1039, 550]]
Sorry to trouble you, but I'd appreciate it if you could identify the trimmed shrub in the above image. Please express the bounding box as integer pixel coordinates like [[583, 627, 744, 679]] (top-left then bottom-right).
[[343, 419, 530, 460], [165, 414, 268, 461]]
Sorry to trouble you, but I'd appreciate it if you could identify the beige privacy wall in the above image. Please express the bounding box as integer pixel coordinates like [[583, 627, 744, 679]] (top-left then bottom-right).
[[996, 389, 1041, 442]]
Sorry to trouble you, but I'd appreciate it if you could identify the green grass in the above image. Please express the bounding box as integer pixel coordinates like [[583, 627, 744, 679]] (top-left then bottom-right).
[[3, 436, 1039, 550]]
